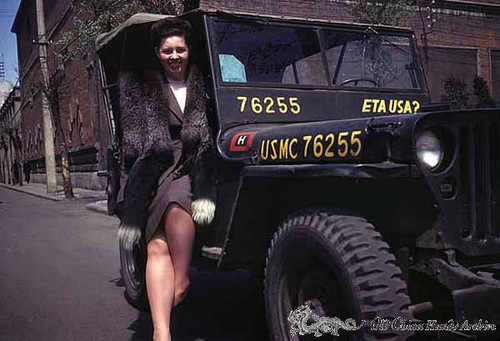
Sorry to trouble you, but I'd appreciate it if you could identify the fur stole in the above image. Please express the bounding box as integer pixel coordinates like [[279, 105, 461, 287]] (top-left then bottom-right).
[[118, 65, 215, 250]]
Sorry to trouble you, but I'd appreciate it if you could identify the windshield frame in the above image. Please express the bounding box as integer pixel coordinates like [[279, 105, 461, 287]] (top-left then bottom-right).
[[206, 13, 428, 93]]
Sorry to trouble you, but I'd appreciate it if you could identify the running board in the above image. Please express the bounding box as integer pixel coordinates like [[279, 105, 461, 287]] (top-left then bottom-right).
[[201, 246, 223, 260]]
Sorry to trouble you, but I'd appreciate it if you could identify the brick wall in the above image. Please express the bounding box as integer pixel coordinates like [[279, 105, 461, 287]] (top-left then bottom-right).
[[43, 0, 71, 37], [200, 0, 352, 21], [15, 0, 37, 97], [21, 66, 44, 163], [403, 4, 497, 102]]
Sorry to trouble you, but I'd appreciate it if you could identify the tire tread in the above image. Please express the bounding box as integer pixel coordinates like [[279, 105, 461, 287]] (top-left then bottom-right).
[[264, 208, 413, 341]]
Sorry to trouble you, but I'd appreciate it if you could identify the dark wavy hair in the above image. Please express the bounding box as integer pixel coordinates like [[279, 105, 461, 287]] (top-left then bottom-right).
[[150, 17, 192, 52]]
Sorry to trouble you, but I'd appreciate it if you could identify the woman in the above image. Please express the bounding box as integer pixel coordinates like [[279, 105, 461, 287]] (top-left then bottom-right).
[[117, 18, 216, 341]]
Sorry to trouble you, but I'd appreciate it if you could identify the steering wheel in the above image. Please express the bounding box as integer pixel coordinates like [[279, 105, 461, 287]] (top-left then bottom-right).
[[339, 78, 378, 87]]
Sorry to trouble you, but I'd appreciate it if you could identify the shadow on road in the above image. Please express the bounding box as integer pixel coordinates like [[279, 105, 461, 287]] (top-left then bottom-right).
[[129, 312, 154, 341], [126, 268, 268, 341]]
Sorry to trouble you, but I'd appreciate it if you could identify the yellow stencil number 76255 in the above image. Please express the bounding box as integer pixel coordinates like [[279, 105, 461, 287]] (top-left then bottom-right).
[[237, 96, 301, 115]]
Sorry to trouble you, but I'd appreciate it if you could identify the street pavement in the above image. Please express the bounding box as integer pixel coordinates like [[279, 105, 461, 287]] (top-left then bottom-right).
[[0, 187, 268, 341]]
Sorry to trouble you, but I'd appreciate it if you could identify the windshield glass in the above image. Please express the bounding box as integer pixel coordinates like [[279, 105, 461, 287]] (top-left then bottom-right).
[[324, 30, 420, 89], [213, 20, 327, 85], [211, 20, 423, 90]]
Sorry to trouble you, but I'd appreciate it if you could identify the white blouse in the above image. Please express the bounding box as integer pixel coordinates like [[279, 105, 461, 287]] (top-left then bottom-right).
[[167, 78, 187, 113]]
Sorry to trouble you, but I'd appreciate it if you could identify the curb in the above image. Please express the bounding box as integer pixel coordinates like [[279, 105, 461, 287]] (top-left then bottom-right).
[[86, 200, 111, 215], [0, 183, 64, 201], [1, 183, 115, 218]]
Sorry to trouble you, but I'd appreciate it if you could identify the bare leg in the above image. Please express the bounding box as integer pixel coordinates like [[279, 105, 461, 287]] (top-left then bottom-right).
[[146, 203, 195, 341], [146, 230, 174, 341], [164, 203, 195, 306]]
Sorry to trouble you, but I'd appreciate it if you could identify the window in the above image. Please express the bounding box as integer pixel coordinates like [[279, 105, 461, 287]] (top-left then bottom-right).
[[420, 47, 478, 102], [219, 54, 247, 82], [213, 21, 327, 85], [491, 50, 500, 103]]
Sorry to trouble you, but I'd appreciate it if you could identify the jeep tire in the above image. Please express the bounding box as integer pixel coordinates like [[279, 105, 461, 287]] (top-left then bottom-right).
[[264, 209, 413, 341], [119, 238, 149, 311]]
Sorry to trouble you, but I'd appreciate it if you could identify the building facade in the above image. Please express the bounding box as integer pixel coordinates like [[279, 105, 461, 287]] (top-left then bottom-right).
[[12, 0, 110, 190], [201, 0, 500, 104], [0, 86, 22, 185]]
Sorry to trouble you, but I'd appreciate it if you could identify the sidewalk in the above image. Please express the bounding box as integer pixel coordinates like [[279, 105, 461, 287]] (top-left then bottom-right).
[[0, 182, 110, 215]]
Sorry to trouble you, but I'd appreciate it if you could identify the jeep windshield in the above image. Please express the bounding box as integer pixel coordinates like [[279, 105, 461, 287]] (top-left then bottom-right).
[[211, 19, 424, 90]]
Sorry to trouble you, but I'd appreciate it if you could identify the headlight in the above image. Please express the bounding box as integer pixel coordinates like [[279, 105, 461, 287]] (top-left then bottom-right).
[[415, 130, 444, 171]]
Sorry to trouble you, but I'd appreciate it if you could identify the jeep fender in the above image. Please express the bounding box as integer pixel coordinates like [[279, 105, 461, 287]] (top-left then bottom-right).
[[218, 162, 438, 269]]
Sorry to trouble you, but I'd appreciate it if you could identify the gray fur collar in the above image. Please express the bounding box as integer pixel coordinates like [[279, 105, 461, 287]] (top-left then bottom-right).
[[119, 64, 210, 162]]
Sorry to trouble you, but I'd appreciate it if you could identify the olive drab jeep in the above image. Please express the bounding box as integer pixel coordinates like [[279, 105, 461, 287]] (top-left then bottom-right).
[[96, 9, 500, 340]]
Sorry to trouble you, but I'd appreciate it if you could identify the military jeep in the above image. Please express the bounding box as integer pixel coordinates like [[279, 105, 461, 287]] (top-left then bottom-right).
[[96, 9, 500, 340]]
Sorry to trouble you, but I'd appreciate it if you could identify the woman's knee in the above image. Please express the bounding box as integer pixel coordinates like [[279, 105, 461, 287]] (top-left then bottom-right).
[[147, 237, 169, 258], [164, 203, 194, 233], [165, 203, 188, 220]]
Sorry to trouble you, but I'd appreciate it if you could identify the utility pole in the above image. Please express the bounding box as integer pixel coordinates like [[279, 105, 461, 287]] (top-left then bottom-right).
[[36, 0, 57, 193]]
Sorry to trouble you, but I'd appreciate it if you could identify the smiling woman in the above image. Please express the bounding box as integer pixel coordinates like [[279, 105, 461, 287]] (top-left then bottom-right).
[[157, 36, 189, 81], [117, 17, 216, 341]]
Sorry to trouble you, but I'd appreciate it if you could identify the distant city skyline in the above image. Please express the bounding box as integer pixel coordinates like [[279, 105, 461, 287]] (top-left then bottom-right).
[[0, 0, 21, 85]]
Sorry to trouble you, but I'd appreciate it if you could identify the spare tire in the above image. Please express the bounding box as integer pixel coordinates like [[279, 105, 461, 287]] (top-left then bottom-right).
[[119, 238, 149, 311]]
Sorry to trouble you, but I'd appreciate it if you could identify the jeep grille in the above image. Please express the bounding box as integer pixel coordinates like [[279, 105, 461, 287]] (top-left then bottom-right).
[[458, 123, 500, 241]]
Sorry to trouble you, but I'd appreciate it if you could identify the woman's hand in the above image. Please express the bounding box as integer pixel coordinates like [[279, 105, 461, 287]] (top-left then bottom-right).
[[191, 198, 216, 226]]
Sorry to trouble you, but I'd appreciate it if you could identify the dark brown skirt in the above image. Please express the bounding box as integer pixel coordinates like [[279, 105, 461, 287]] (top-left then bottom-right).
[[144, 171, 192, 242]]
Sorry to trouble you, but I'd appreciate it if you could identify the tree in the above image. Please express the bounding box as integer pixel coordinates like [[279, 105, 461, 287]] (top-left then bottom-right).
[[0, 135, 6, 183], [138, 0, 192, 15], [0, 120, 23, 186], [57, 0, 192, 59], [39, 70, 74, 198], [346, 0, 413, 26], [472, 75, 496, 108], [9, 127, 23, 186], [0, 122, 10, 183], [441, 75, 469, 110], [0, 136, 10, 183]]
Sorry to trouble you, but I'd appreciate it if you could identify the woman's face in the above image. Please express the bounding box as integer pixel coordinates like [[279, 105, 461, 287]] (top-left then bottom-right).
[[158, 35, 189, 81]]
